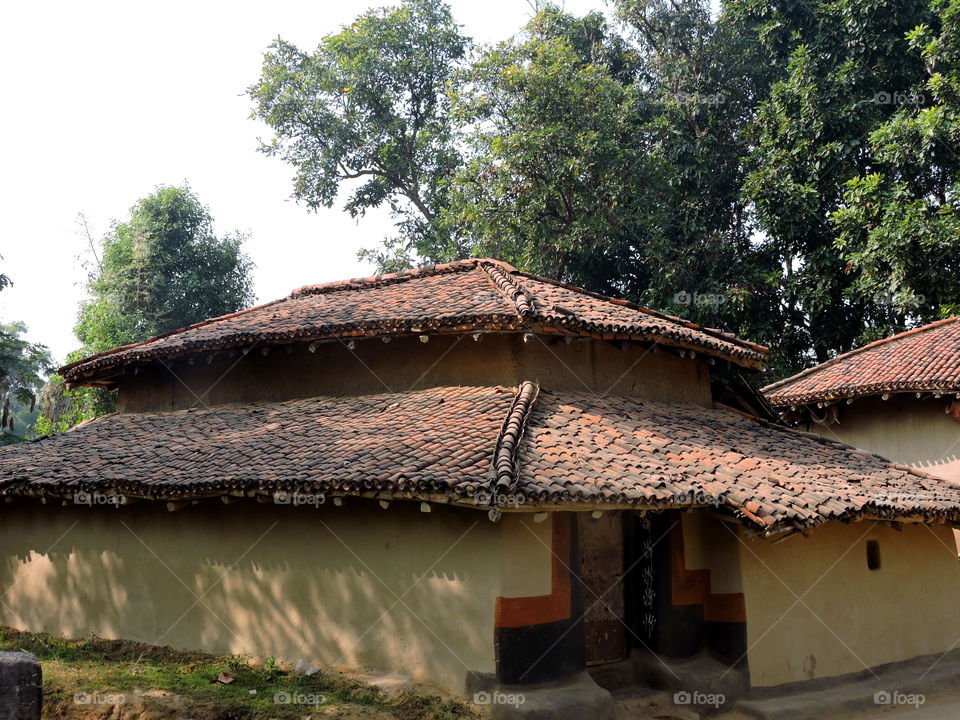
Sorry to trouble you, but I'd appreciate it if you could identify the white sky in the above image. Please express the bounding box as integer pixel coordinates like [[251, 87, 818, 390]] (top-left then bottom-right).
[[0, 0, 607, 364]]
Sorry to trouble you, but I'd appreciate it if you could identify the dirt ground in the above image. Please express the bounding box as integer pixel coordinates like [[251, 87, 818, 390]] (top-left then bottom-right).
[[46, 688, 409, 720]]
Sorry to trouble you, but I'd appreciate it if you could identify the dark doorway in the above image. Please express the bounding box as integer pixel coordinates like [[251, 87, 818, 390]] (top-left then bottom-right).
[[623, 510, 747, 664]]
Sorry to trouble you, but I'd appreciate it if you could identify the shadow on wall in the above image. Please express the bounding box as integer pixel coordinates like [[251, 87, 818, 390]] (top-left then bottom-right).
[[0, 501, 499, 692]]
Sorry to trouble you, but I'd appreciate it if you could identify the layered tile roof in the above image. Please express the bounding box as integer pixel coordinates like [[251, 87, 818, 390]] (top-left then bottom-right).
[[764, 317, 960, 408], [3, 383, 957, 536], [1, 386, 509, 503], [60, 259, 768, 385]]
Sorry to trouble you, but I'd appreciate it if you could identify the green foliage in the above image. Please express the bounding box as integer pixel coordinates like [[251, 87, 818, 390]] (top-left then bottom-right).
[[451, 2, 793, 372], [732, 0, 939, 359], [249, 0, 469, 269], [0, 321, 52, 440], [833, 0, 960, 324], [27, 374, 88, 439], [75, 185, 255, 355], [448, 9, 648, 284], [36, 185, 258, 431]]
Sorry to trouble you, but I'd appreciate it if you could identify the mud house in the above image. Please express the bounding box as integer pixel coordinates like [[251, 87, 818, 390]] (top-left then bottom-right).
[[2, 259, 960, 715]]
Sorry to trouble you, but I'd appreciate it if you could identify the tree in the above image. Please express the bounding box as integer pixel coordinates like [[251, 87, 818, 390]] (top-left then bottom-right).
[[0, 258, 53, 442], [249, 0, 469, 269], [728, 0, 938, 360], [75, 185, 255, 355], [0, 322, 52, 442], [39, 185, 257, 426], [451, 4, 793, 371], [447, 9, 651, 288], [249, 0, 960, 381], [27, 374, 83, 439], [833, 0, 960, 325], [248, 1, 799, 373]]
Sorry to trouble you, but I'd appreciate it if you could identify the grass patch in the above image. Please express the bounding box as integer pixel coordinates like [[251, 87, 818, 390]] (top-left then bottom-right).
[[0, 627, 479, 720]]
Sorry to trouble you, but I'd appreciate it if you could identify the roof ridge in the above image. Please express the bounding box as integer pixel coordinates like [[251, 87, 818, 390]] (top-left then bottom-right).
[[762, 316, 960, 396], [290, 258, 486, 297], [491, 380, 539, 500], [59, 259, 504, 377], [478, 261, 536, 317], [60, 258, 770, 383]]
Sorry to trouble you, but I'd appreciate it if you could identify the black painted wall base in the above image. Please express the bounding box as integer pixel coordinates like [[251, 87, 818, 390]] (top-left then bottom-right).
[[495, 514, 586, 684], [495, 616, 586, 684]]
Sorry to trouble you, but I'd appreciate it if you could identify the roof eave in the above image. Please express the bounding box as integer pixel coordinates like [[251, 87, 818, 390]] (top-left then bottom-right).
[[61, 322, 766, 387], [769, 384, 960, 410]]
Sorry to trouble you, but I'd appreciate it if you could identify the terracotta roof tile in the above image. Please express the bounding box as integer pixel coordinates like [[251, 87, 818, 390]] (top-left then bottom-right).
[[0, 386, 512, 502], [3, 384, 959, 536], [764, 317, 960, 407], [60, 259, 767, 384], [510, 386, 960, 533]]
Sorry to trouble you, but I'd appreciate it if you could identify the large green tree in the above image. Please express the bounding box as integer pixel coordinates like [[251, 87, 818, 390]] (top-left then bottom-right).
[[446, 10, 651, 288], [446, 2, 787, 359], [249, 1, 794, 372], [0, 324, 51, 441], [249, 0, 469, 269], [729, 0, 938, 359], [0, 260, 53, 442]]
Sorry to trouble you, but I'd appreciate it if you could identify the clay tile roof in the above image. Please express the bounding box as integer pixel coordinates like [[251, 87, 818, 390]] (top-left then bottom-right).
[[3, 383, 957, 536], [0, 386, 513, 503], [59, 259, 768, 385], [512, 387, 960, 534], [763, 317, 960, 407]]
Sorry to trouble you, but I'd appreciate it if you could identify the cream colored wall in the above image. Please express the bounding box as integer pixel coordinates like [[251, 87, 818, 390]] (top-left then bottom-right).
[[738, 521, 960, 687], [115, 334, 712, 413], [499, 513, 553, 598], [682, 513, 744, 594], [802, 395, 960, 483], [0, 500, 507, 692]]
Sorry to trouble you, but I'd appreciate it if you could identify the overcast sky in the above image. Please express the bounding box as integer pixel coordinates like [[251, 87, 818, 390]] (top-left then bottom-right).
[[0, 0, 607, 364]]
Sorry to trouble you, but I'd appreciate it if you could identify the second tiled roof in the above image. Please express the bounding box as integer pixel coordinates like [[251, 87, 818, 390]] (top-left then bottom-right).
[[764, 317, 960, 407], [60, 259, 768, 384]]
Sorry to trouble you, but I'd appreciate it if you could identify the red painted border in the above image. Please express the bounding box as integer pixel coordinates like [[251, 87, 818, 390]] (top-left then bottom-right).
[[495, 514, 572, 628], [670, 516, 746, 623]]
